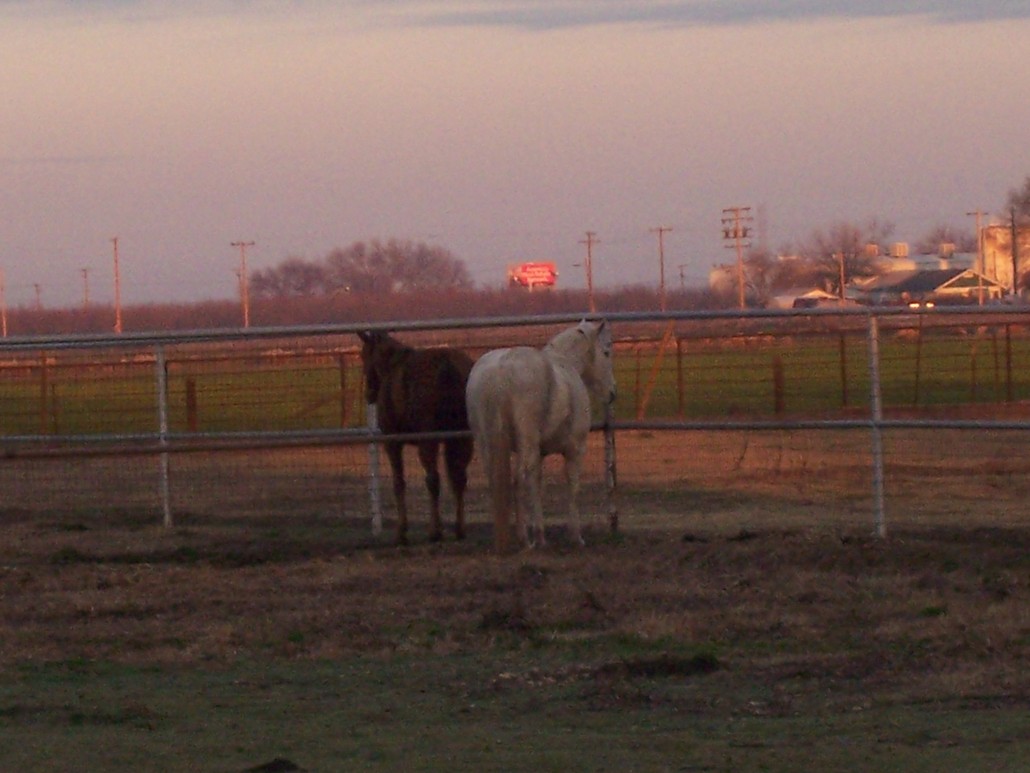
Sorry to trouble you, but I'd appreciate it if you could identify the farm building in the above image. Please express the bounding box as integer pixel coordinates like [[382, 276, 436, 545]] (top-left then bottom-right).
[[853, 267, 1006, 306]]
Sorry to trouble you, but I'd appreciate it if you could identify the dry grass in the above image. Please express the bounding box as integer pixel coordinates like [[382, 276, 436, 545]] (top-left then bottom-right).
[[0, 429, 1028, 770]]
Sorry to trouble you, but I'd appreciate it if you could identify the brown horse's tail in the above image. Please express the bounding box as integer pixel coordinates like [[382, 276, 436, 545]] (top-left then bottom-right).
[[486, 424, 513, 554]]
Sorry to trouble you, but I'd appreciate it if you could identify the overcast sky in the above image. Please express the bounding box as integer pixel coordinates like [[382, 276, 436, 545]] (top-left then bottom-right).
[[3, 1, 1029, 309]]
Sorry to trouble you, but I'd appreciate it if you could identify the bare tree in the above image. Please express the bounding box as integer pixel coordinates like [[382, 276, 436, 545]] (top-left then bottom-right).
[[251, 257, 327, 297], [252, 239, 472, 298], [1005, 175, 1030, 224], [740, 248, 822, 306], [324, 239, 472, 293], [799, 218, 893, 295], [915, 224, 977, 255]]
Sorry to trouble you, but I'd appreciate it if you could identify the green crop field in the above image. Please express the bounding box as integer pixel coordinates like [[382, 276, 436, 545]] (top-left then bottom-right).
[[4, 322, 1030, 439]]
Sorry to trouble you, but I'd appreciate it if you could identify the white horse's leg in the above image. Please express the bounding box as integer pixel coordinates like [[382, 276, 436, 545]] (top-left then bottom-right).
[[564, 445, 586, 547], [516, 448, 543, 548], [532, 460, 547, 547]]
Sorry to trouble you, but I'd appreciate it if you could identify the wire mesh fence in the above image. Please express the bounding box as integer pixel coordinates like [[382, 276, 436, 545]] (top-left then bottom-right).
[[1, 309, 1029, 541]]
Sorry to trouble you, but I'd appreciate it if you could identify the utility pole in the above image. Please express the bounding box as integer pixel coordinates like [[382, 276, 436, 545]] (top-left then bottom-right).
[[231, 240, 255, 327], [81, 267, 90, 311], [650, 226, 672, 311], [111, 236, 122, 333], [721, 207, 752, 309], [33, 283, 42, 311], [1011, 207, 1021, 298], [967, 209, 987, 305], [678, 263, 688, 291], [836, 252, 847, 300], [578, 231, 598, 313], [0, 269, 7, 337]]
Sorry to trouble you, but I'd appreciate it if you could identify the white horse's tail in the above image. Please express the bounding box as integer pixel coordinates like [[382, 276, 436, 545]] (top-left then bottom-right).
[[486, 426, 514, 553]]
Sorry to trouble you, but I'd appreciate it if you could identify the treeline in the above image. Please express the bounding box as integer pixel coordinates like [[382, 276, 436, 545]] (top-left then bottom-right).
[[1, 285, 719, 338], [250, 239, 474, 297]]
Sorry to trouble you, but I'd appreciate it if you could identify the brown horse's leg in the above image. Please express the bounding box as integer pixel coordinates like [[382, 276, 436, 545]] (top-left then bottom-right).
[[444, 437, 473, 540], [384, 442, 408, 545], [417, 442, 443, 542]]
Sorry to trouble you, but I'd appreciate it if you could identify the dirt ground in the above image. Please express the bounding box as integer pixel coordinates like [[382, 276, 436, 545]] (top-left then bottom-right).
[[0, 430, 1028, 770]]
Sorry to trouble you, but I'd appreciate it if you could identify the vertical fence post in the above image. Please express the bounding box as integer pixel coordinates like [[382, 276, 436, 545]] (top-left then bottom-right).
[[185, 377, 198, 432], [913, 314, 923, 407], [367, 403, 382, 536], [1005, 324, 1013, 403], [39, 351, 49, 435], [839, 333, 849, 408], [970, 344, 978, 403], [155, 345, 172, 528], [992, 329, 1001, 401], [867, 315, 886, 538], [772, 354, 785, 414], [338, 353, 349, 428], [604, 401, 618, 536], [676, 337, 684, 418], [633, 346, 642, 419]]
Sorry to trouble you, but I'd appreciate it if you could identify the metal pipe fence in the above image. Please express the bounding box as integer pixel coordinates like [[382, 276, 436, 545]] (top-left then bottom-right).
[[2, 307, 1030, 537]]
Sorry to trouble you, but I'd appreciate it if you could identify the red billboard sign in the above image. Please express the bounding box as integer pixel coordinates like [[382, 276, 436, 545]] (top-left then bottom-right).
[[508, 262, 558, 289]]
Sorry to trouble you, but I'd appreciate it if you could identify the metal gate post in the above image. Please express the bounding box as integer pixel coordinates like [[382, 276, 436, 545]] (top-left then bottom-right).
[[155, 345, 172, 527], [604, 407, 618, 535], [867, 315, 886, 537], [367, 403, 383, 536]]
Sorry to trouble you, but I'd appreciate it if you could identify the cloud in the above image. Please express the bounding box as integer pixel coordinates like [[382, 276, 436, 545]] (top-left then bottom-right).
[[3, 0, 1027, 28], [390, 0, 1030, 30]]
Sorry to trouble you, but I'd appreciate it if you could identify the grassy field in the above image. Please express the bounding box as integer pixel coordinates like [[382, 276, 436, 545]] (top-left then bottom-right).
[[0, 428, 1028, 772], [4, 319, 1030, 437], [1, 319, 1028, 770]]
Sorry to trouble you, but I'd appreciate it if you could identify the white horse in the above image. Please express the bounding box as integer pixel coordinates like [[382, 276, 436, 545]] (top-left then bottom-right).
[[466, 319, 616, 552]]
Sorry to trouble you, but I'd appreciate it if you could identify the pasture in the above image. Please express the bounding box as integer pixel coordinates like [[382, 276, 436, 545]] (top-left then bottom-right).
[[0, 427, 1028, 772], [4, 314, 1030, 439], [1, 314, 1028, 770]]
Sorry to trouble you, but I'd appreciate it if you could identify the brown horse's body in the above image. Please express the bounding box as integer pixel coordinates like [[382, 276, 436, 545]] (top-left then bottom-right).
[[358, 330, 474, 545]]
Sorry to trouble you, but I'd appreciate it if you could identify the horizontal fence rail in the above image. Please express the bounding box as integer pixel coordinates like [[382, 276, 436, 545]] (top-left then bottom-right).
[[3, 306, 1030, 537]]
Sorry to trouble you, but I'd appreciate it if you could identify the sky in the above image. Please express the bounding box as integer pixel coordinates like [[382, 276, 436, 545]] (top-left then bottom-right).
[[3, 0, 1030, 309]]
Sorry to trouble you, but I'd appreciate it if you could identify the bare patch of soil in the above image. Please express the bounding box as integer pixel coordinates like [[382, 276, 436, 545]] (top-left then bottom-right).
[[1, 507, 1027, 720]]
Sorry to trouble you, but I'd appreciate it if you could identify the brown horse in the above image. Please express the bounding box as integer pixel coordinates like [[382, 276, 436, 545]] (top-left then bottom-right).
[[358, 330, 474, 545]]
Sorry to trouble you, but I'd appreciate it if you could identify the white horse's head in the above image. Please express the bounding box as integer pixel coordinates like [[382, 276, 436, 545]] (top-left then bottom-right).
[[548, 319, 616, 407]]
